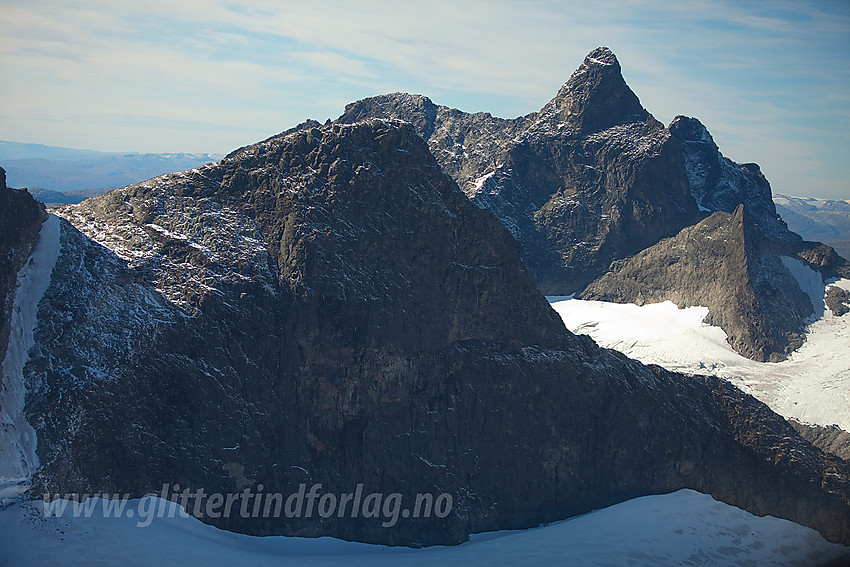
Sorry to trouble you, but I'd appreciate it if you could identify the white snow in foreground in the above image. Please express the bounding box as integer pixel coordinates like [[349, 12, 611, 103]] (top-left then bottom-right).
[[0, 221, 846, 564], [0, 489, 846, 566], [0, 214, 60, 502], [550, 281, 850, 431]]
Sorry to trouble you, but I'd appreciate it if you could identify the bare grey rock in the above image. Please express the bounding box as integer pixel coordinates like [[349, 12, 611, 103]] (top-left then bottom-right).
[[826, 286, 850, 317], [581, 205, 844, 361], [669, 116, 780, 231]]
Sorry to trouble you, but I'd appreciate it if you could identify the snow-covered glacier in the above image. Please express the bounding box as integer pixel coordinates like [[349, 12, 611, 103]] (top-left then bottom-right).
[[550, 279, 850, 431]]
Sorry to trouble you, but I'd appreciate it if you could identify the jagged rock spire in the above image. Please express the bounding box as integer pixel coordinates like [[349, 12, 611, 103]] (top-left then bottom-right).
[[542, 47, 649, 132]]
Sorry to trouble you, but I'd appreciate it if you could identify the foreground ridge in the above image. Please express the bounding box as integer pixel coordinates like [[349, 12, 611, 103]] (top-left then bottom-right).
[[0, 119, 839, 546]]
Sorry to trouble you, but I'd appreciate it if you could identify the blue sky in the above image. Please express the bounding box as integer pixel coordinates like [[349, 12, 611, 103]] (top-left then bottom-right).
[[1, 0, 848, 199]]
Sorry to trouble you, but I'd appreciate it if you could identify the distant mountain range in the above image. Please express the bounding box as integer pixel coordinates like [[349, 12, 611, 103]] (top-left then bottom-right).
[[0, 141, 221, 203], [775, 194, 850, 260]]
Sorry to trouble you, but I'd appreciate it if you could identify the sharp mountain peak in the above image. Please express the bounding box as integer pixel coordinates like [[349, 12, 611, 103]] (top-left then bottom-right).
[[541, 46, 649, 132]]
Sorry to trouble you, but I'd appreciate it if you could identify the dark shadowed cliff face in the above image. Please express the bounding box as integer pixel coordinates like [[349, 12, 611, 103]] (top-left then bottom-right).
[[0, 168, 46, 365], [16, 120, 850, 546], [339, 47, 701, 294]]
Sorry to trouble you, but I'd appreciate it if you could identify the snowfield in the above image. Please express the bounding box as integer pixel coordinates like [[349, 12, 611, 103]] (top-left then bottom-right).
[[550, 279, 850, 431], [0, 214, 60, 503], [1, 490, 847, 566]]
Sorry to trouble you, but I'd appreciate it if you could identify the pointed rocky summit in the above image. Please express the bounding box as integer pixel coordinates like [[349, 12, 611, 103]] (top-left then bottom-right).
[[540, 46, 648, 133]]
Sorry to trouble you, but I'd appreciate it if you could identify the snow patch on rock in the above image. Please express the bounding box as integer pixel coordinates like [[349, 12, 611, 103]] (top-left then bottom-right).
[[779, 255, 825, 316]]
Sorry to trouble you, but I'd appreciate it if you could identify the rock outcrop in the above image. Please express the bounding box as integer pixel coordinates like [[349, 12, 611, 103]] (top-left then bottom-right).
[[9, 120, 847, 546], [0, 167, 46, 366], [669, 115, 780, 228]]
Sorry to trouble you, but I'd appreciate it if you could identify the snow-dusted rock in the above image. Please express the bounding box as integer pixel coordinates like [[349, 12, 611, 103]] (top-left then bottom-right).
[[4, 119, 850, 548]]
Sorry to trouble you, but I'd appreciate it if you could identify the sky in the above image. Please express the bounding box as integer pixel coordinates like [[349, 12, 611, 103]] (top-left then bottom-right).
[[1, 0, 848, 199]]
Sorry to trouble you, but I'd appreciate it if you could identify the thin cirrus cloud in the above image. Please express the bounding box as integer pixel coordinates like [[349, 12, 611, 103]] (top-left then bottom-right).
[[0, 0, 848, 199]]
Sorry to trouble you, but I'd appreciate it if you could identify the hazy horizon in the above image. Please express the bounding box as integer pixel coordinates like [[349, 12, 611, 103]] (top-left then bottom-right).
[[1, 1, 848, 199]]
